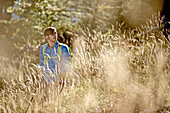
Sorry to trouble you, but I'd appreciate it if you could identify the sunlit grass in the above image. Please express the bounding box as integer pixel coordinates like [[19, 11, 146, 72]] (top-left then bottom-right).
[[0, 17, 169, 113]]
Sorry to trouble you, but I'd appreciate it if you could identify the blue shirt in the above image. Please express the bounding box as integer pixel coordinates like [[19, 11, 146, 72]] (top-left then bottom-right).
[[40, 41, 70, 75]]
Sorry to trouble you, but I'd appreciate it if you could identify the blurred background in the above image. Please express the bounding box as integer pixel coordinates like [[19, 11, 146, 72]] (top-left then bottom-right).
[[0, 0, 163, 64]]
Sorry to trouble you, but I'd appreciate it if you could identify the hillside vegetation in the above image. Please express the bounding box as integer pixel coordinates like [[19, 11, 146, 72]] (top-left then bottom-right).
[[0, 16, 169, 113]]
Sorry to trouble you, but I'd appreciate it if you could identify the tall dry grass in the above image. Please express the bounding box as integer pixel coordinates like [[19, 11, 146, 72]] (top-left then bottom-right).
[[0, 17, 169, 113]]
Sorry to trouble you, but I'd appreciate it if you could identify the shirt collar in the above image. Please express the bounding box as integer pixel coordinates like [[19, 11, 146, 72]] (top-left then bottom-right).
[[55, 41, 59, 45]]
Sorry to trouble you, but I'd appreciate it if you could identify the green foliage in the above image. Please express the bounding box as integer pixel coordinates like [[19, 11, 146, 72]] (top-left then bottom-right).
[[0, 0, 81, 63]]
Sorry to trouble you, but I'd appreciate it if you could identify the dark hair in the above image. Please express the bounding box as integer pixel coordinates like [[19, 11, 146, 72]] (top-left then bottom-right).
[[43, 27, 57, 36]]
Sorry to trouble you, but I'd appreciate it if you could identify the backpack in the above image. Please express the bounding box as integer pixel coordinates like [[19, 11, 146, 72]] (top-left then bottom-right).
[[42, 43, 72, 64]]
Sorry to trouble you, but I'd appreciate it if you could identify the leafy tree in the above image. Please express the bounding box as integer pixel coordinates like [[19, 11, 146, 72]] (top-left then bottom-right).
[[0, 0, 79, 62]]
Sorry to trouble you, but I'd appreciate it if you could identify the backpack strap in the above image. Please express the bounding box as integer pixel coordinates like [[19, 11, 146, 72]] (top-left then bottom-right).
[[58, 43, 62, 61], [43, 43, 47, 56]]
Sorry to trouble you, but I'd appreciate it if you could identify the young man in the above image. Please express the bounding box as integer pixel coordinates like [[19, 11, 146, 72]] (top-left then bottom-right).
[[39, 27, 70, 98]]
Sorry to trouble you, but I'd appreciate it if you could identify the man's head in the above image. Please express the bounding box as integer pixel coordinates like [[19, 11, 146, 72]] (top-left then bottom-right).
[[43, 27, 57, 42]]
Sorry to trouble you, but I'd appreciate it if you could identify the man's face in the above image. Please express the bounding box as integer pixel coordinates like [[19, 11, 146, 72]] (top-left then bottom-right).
[[45, 32, 57, 42]]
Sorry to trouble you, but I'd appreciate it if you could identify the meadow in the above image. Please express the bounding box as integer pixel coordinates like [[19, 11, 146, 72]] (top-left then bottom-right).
[[0, 16, 169, 113]]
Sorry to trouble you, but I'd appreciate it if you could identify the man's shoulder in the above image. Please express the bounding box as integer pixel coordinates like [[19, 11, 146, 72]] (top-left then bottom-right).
[[42, 43, 48, 46], [40, 43, 48, 51], [58, 43, 68, 48]]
